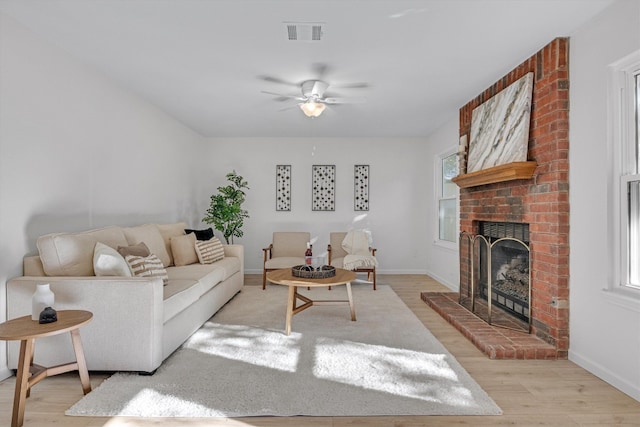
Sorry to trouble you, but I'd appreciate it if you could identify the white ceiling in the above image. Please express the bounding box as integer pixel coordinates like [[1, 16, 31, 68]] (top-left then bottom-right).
[[0, 0, 613, 138]]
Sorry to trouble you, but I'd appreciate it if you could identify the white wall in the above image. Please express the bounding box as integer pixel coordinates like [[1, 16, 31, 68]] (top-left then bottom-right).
[[0, 14, 205, 379], [422, 118, 460, 290], [201, 137, 442, 275], [569, 0, 640, 400]]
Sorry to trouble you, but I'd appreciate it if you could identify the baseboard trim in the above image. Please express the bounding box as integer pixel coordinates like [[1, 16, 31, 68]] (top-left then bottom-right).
[[0, 366, 12, 381], [569, 349, 640, 402], [0, 341, 9, 381], [423, 270, 457, 291], [244, 269, 429, 275]]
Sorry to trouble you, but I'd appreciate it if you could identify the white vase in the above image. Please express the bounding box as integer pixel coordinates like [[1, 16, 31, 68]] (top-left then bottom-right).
[[32, 283, 54, 321]]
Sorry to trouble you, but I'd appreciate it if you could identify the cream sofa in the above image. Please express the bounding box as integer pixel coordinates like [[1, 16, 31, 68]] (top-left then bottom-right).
[[6, 222, 244, 374]]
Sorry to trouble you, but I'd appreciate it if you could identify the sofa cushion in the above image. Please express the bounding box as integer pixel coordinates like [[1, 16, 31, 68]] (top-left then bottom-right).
[[171, 233, 198, 266], [94, 242, 132, 277], [163, 279, 201, 323], [123, 224, 171, 267], [166, 261, 230, 292], [157, 222, 188, 266], [37, 226, 129, 276], [23, 256, 45, 276], [125, 254, 169, 285], [185, 227, 214, 241], [195, 238, 224, 264], [210, 256, 241, 282]]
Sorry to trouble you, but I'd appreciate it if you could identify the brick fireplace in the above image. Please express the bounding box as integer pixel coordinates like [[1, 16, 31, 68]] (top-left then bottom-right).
[[423, 38, 569, 359]]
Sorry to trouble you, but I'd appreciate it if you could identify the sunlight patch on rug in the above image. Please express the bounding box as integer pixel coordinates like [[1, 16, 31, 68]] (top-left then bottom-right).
[[313, 337, 477, 406], [120, 388, 215, 417], [184, 322, 301, 372]]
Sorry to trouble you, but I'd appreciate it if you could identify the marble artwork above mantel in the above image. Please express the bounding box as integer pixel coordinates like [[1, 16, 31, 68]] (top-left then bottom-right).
[[466, 72, 534, 173]]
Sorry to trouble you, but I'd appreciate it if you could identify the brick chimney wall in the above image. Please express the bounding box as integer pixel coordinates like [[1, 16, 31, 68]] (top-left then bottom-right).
[[458, 38, 569, 357]]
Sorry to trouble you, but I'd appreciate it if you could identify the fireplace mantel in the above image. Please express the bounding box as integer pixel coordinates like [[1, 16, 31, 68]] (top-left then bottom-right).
[[452, 161, 537, 188]]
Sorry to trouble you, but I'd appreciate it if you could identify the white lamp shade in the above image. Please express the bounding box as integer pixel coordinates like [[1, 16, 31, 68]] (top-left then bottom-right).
[[300, 102, 326, 117]]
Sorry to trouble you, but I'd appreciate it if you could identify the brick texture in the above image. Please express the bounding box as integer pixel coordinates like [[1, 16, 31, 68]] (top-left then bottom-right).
[[458, 38, 569, 357]]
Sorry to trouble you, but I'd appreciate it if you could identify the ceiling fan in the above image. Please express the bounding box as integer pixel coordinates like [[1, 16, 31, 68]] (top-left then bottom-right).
[[263, 80, 363, 117], [260, 65, 368, 118]]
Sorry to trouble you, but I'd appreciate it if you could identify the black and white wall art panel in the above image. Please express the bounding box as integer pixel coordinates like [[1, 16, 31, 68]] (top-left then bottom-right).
[[354, 165, 369, 211], [312, 165, 335, 211], [276, 165, 291, 211]]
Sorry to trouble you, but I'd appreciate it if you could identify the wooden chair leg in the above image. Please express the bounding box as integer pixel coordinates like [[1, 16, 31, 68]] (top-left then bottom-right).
[[372, 270, 377, 290], [262, 269, 267, 290]]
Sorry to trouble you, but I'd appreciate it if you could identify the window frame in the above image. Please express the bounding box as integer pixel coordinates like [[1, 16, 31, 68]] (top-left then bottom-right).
[[434, 148, 459, 249], [608, 49, 640, 299]]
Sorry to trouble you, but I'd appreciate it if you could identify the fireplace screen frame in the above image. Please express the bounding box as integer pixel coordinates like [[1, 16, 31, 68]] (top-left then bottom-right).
[[459, 231, 532, 333]]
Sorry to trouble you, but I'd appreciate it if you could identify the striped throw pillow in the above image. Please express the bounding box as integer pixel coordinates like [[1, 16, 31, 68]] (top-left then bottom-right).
[[195, 238, 225, 264], [125, 254, 169, 285]]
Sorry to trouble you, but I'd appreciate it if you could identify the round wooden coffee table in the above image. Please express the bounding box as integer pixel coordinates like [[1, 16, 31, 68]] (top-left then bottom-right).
[[266, 268, 357, 335], [0, 310, 93, 427]]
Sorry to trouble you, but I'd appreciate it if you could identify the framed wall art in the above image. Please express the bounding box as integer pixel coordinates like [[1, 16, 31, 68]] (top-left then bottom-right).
[[312, 165, 335, 211], [276, 165, 291, 211], [354, 165, 369, 211], [467, 72, 533, 173]]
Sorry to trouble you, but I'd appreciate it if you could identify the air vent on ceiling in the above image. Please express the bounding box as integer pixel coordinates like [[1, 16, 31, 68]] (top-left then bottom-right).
[[284, 22, 324, 41]]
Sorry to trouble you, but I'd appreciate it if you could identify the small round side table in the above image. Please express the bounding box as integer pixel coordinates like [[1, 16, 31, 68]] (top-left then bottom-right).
[[0, 310, 93, 427]]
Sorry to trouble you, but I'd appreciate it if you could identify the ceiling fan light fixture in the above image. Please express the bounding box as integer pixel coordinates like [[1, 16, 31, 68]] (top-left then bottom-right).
[[300, 101, 326, 118]]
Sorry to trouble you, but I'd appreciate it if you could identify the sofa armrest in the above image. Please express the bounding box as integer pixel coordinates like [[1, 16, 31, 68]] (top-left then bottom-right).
[[223, 244, 244, 284], [7, 276, 164, 372]]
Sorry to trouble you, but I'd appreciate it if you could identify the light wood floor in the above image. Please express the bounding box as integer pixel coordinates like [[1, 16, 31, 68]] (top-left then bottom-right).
[[1, 274, 639, 426]]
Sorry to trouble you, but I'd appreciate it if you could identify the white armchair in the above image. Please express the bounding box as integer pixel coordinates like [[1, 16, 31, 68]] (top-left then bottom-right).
[[262, 232, 311, 289]]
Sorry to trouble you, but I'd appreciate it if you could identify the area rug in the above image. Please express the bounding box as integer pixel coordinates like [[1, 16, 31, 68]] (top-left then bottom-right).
[[66, 284, 501, 417]]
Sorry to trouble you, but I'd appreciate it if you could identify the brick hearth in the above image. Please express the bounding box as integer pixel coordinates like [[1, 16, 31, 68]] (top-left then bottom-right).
[[421, 292, 556, 359]]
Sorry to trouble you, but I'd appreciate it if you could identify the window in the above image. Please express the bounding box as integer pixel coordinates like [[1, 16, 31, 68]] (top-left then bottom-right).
[[623, 73, 640, 289], [611, 50, 640, 293], [436, 151, 458, 244]]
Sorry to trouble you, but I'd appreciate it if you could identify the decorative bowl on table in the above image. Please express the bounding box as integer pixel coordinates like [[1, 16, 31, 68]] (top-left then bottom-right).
[[291, 265, 336, 279]]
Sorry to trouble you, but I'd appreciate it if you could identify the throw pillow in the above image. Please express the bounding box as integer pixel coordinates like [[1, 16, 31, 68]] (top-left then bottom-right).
[[170, 233, 198, 266], [195, 237, 224, 264], [117, 242, 151, 258], [125, 254, 169, 285], [93, 242, 132, 277], [185, 227, 214, 241]]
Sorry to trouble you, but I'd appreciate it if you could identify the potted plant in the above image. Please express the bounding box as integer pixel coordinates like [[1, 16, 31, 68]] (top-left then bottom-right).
[[203, 171, 249, 244]]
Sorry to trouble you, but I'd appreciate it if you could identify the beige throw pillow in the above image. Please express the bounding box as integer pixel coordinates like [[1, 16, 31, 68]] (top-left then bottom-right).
[[195, 238, 224, 264], [125, 254, 169, 285], [171, 233, 198, 266]]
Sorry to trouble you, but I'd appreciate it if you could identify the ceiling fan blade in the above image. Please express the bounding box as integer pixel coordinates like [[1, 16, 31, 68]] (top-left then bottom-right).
[[323, 97, 366, 104], [257, 75, 298, 86], [277, 104, 302, 112], [261, 91, 305, 102], [332, 82, 370, 89]]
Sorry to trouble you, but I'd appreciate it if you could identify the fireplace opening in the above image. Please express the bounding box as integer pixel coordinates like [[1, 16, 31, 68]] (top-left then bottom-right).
[[459, 222, 531, 333]]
